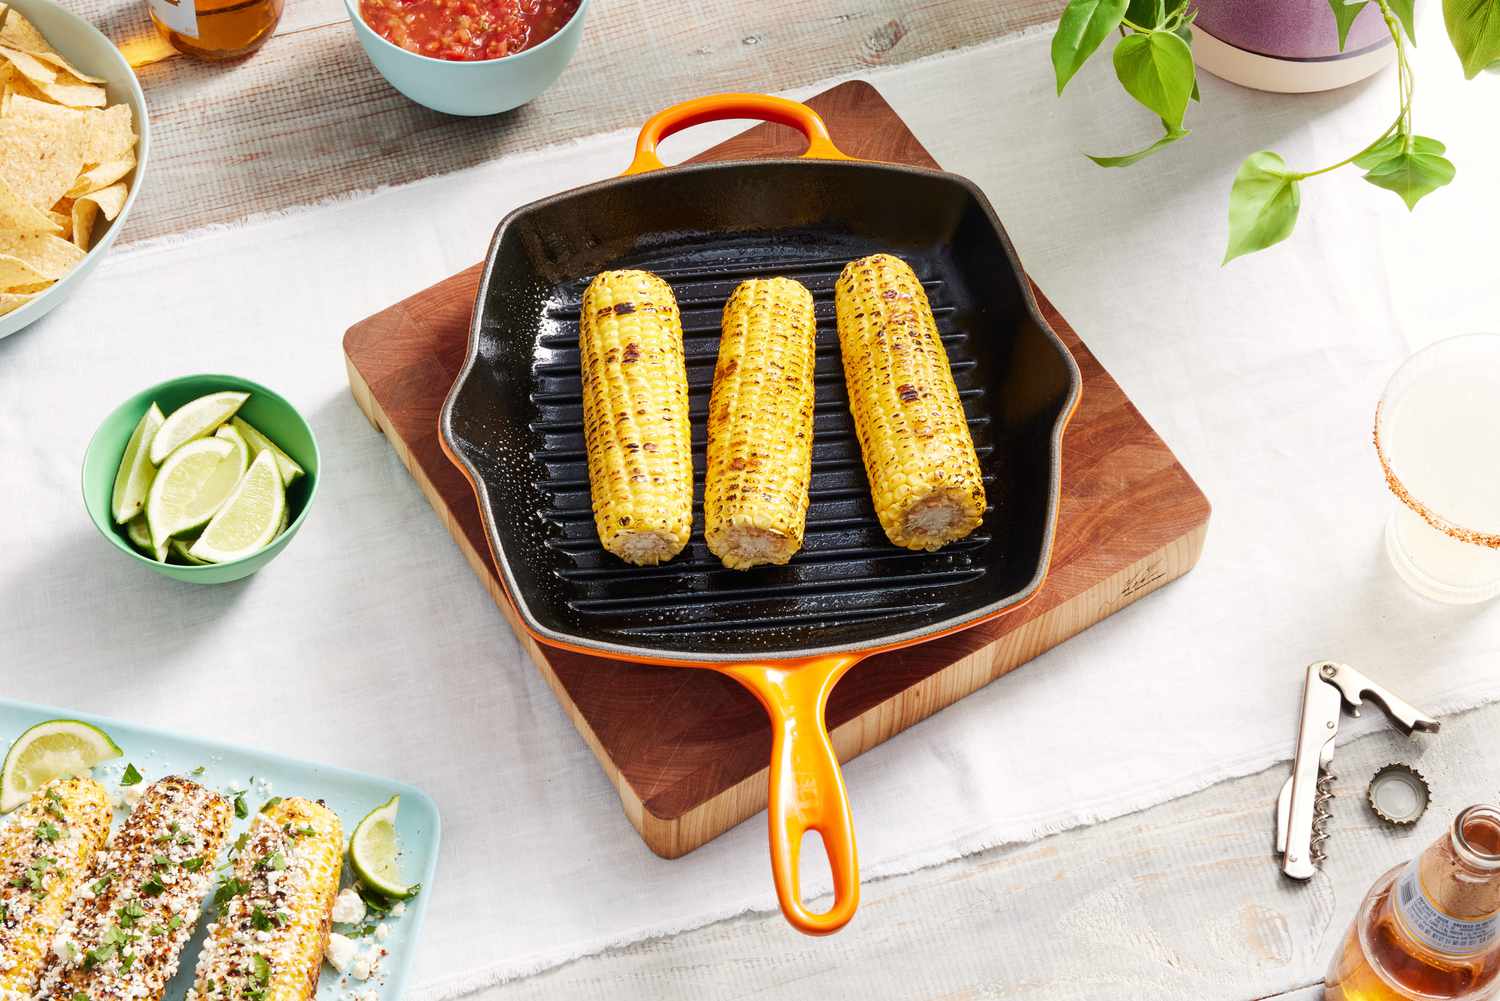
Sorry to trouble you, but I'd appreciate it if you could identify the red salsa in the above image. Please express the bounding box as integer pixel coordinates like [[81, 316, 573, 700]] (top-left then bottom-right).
[[359, 0, 580, 61]]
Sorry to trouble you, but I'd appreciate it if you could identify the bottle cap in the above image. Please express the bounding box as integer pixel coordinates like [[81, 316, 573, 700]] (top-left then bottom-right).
[[1367, 762, 1431, 826]]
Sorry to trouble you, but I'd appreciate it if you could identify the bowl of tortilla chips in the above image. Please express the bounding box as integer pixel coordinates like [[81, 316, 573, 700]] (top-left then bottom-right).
[[0, 0, 147, 339]]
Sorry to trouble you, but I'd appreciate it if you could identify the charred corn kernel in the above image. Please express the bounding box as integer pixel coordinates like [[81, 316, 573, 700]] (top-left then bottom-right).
[[580, 269, 694, 566], [186, 797, 342, 1001], [0, 778, 111, 996], [33, 776, 232, 1001], [704, 278, 818, 570], [834, 253, 986, 550]]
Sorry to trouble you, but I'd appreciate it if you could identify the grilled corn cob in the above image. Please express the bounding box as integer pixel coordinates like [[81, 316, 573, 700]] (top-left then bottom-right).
[[0, 778, 111, 996], [704, 278, 818, 569], [186, 797, 342, 1001], [33, 776, 232, 1001], [834, 253, 986, 550], [579, 269, 694, 565]]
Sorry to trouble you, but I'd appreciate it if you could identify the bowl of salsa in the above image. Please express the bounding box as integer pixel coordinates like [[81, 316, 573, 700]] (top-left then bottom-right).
[[345, 0, 589, 115]]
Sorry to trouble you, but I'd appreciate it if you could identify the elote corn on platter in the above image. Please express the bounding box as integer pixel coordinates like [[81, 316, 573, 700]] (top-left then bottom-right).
[[1, 705, 440, 1001], [578, 269, 695, 566], [32, 776, 232, 1001], [704, 278, 818, 570], [834, 253, 987, 551], [0, 778, 112, 997], [186, 798, 342, 1001]]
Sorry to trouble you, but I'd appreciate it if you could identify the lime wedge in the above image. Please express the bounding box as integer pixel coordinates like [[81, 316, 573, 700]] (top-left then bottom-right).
[[148, 391, 249, 466], [214, 423, 251, 477], [169, 538, 210, 565], [1, 719, 122, 812], [125, 513, 168, 562], [111, 403, 164, 524], [349, 794, 420, 899], [230, 417, 304, 486], [188, 451, 284, 564], [144, 437, 238, 549]]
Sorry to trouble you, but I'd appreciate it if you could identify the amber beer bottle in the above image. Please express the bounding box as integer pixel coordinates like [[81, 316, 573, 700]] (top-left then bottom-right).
[[1327, 805, 1500, 1000], [146, 0, 284, 60]]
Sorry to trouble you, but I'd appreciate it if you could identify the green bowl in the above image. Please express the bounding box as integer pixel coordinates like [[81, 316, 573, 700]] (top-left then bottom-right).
[[82, 374, 319, 584]]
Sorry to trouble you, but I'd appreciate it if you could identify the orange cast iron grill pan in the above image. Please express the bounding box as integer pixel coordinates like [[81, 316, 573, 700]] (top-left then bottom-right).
[[439, 94, 1082, 935]]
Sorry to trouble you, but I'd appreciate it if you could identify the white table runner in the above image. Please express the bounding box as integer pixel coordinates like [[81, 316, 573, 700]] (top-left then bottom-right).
[[5, 20, 1500, 1000]]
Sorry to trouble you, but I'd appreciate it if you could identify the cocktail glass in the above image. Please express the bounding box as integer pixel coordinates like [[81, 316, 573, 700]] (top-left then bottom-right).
[[1375, 334, 1500, 604]]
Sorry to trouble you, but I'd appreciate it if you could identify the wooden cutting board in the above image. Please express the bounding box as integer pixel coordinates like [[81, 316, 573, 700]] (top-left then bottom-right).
[[343, 80, 1211, 859]]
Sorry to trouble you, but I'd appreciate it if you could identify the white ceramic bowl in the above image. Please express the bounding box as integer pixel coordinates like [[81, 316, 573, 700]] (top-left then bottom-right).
[[344, 0, 590, 116], [0, 0, 149, 340]]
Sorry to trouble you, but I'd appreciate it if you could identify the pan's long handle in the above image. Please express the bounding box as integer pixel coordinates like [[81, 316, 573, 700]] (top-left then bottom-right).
[[722, 654, 863, 935], [622, 93, 854, 176]]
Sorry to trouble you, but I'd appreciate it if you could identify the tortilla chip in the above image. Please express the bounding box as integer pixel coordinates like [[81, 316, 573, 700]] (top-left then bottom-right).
[[0, 44, 57, 86], [45, 208, 71, 240], [0, 250, 48, 287], [0, 230, 86, 277], [28, 51, 104, 84], [6, 280, 49, 293], [0, 173, 60, 233], [81, 103, 133, 161], [35, 72, 105, 109], [66, 151, 133, 198], [0, 9, 53, 55], [5, 91, 73, 123], [0, 112, 86, 210], [0, 290, 38, 316], [70, 182, 124, 251]]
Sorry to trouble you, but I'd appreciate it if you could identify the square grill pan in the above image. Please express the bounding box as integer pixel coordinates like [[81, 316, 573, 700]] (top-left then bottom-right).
[[441, 159, 1080, 663]]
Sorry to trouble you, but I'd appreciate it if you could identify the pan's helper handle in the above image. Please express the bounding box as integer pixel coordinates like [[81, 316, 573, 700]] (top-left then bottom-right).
[[623, 92, 853, 176], [722, 654, 863, 935]]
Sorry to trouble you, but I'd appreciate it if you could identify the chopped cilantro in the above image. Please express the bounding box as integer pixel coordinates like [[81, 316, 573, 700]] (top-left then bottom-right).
[[152, 853, 171, 869], [252, 953, 271, 983], [213, 876, 249, 907], [120, 763, 142, 786], [90, 874, 113, 894], [141, 874, 166, 897], [259, 796, 283, 813], [233, 792, 248, 819], [117, 900, 146, 927], [191, 766, 206, 776], [255, 851, 286, 872], [168, 914, 184, 932], [250, 906, 274, 931], [182, 856, 206, 872], [36, 821, 61, 843]]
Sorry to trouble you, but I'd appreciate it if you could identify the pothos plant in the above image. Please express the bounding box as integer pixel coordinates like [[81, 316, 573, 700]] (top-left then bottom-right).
[[1050, 0, 1500, 262]]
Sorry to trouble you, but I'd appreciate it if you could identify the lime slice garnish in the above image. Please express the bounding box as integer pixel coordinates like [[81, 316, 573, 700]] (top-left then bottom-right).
[[349, 794, 420, 899], [0, 719, 122, 812], [111, 403, 164, 525], [144, 437, 239, 550], [148, 391, 249, 466], [187, 451, 284, 564], [230, 417, 304, 486], [125, 513, 168, 562]]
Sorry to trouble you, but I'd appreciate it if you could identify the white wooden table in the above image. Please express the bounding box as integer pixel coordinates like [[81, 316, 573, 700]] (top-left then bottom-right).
[[67, 1, 1500, 997]]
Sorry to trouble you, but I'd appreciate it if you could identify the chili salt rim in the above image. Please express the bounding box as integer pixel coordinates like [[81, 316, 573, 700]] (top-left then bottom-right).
[[1373, 401, 1500, 551]]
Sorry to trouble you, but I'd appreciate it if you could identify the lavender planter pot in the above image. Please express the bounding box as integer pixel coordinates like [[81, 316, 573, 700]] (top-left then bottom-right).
[[1193, 0, 1397, 92]]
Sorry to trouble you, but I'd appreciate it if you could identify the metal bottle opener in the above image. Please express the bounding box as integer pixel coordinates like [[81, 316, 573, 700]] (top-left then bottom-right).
[[1277, 661, 1440, 880]]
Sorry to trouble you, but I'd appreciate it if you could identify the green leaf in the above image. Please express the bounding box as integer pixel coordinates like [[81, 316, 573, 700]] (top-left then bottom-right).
[[120, 763, 142, 786], [1352, 132, 1445, 170], [1088, 125, 1189, 167], [1224, 151, 1301, 264], [1444, 0, 1500, 77], [1328, 0, 1369, 51], [1113, 30, 1196, 129], [1053, 0, 1130, 93], [1126, 0, 1159, 25], [1173, 23, 1202, 99], [1362, 145, 1456, 209], [1388, 0, 1418, 42]]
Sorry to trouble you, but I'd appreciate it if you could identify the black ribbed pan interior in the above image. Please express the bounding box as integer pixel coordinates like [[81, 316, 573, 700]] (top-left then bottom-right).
[[441, 159, 1080, 663]]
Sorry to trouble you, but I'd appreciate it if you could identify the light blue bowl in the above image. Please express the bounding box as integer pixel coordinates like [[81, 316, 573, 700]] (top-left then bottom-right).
[[0, 0, 150, 341], [344, 0, 590, 116]]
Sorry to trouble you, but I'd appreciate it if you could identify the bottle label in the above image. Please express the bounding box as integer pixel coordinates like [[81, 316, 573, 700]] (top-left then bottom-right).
[[149, 0, 198, 37], [1394, 858, 1500, 956]]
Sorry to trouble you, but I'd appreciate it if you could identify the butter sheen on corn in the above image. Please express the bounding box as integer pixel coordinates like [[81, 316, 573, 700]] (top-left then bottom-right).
[[834, 253, 986, 550], [579, 270, 694, 566], [704, 277, 818, 570]]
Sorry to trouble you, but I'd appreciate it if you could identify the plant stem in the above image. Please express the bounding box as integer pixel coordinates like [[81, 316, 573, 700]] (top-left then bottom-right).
[[1288, 0, 1411, 180]]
